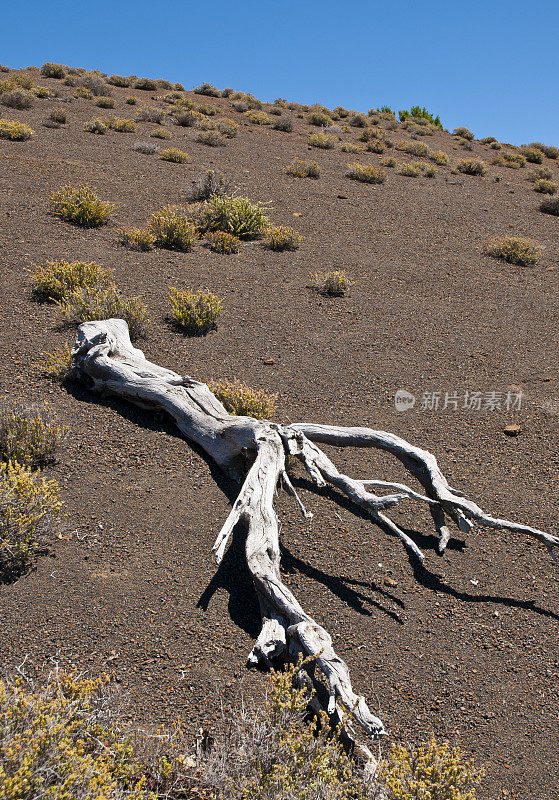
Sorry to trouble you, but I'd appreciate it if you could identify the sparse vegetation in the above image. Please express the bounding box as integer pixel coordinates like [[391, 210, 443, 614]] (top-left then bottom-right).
[[483, 236, 542, 266], [134, 77, 157, 91], [150, 128, 171, 139], [0, 119, 34, 140], [308, 131, 336, 149], [196, 129, 226, 146], [120, 227, 156, 251], [346, 163, 386, 183], [109, 117, 136, 132], [310, 270, 351, 296], [136, 106, 164, 124], [40, 62, 66, 78], [533, 178, 557, 194], [168, 288, 222, 334], [263, 225, 303, 251], [187, 170, 232, 202], [83, 117, 107, 134], [31, 260, 113, 302], [272, 117, 293, 132], [217, 118, 238, 138], [341, 142, 363, 153], [203, 230, 240, 253], [132, 140, 158, 154], [454, 126, 474, 140], [308, 110, 333, 127], [286, 158, 320, 178], [528, 165, 552, 181], [160, 147, 190, 163], [194, 82, 220, 97], [195, 195, 269, 239], [430, 149, 449, 166], [49, 108, 67, 124], [149, 206, 197, 250], [539, 197, 559, 215], [1, 88, 34, 109], [0, 405, 67, 468], [94, 96, 115, 109], [209, 379, 277, 419], [480, 136, 497, 145], [58, 285, 149, 339], [492, 150, 526, 169], [107, 74, 131, 87], [399, 162, 422, 177], [520, 146, 544, 164], [42, 344, 73, 383], [457, 159, 486, 175], [529, 142, 558, 159], [247, 110, 271, 125], [395, 140, 430, 158], [366, 139, 385, 154], [48, 185, 115, 227], [125, 95, 137, 104], [349, 112, 368, 128]]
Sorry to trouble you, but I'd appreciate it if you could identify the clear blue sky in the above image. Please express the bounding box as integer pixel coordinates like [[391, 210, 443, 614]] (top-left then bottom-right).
[[3, 0, 558, 145]]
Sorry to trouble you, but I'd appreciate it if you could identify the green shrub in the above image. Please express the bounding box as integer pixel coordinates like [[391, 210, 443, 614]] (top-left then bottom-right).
[[40, 62, 66, 79], [107, 74, 131, 87], [160, 147, 190, 163], [247, 110, 271, 125], [483, 236, 542, 266], [310, 270, 350, 296], [196, 195, 269, 239], [134, 77, 157, 90], [150, 128, 171, 139], [194, 82, 220, 97], [196, 129, 226, 146], [209, 379, 276, 419], [48, 185, 115, 227], [0, 460, 63, 579], [457, 159, 486, 175], [149, 206, 196, 250], [454, 126, 474, 140], [263, 225, 302, 251], [42, 344, 73, 383], [120, 227, 156, 251], [307, 111, 332, 126], [341, 142, 363, 153], [399, 105, 442, 128], [346, 162, 386, 183], [528, 165, 552, 181], [539, 197, 559, 215], [430, 149, 449, 165], [521, 146, 544, 164], [349, 112, 368, 127], [203, 231, 240, 253], [136, 106, 164, 123], [286, 158, 320, 178], [168, 288, 222, 334], [58, 285, 149, 339], [31, 260, 113, 302], [1, 88, 34, 109], [529, 142, 558, 159], [109, 117, 136, 132], [83, 117, 107, 134], [533, 178, 557, 194], [49, 108, 67, 124], [94, 96, 114, 108], [399, 162, 422, 177], [308, 131, 336, 149], [395, 140, 430, 157], [125, 95, 137, 105], [0, 119, 34, 140], [0, 405, 67, 468]]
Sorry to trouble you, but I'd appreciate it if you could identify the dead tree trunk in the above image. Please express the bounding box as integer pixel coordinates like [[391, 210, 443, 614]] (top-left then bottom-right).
[[71, 319, 558, 745]]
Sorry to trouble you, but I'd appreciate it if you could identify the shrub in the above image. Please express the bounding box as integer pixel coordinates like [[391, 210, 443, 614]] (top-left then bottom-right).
[[0, 405, 67, 468], [49, 108, 66, 124], [0, 460, 63, 579], [367, 139, 385, 154], [217, 118, 238, 138], [540, 197, 559, 215], [83, 117, 107, 134], [341, 142, 363, 153], [58, 285, 149, 339], [134, 77, 157, 90], [33, 85, 56, 99], [125, 95, 137, 105], [397, 162, 420, 177], [381, 156, 397, 167], [308, 131, 336, 149], [78, 74, 108, 96], [149, 205, 197, 250], [430, 149, 449, 165], [194, 82, 220, 97], [94, 95, 115, 108], [247, 110, 270, 125], [454, 126, 474, 140], [160, 147, 190, 163], [132, 139, 158, 154], [263, 225, 302, 251], [107, 73, 131, 87], [31, 260, 113, 302], [150, 127, 171, 139], [209, 379, 276, 418], [74, 86, 92, 99], [232, 100, 249, 113], [424, 165, 438, 178], [197, 103, 219, 116], [399, 106, 442, 128], [0, 119, 34, 140], [457, 159, 486, 175], [480, 136, 497, 144], [346, 162, 386, 183], [168, 288, 222, 334], [196, 195, 269, 239], [48, 185, 115, 227], [379, 737, 480, 800], [1, 88, 34, 109], [534, 178, 557, 194], [483, 236, 542, 266], [395, 140, 430, 157], [310, 270, 350, 296], [155, 79, 173, 90], [197, 116, 217, 131], [187, 169, 232, 201], [42, 344, 73, 383], [521, 146, 544, 163], [529, 142, 559, 159], [136, 106, 164, 123], [40, 62, 66, 78], [286, 158, 320, 178], [109, 117, 136, 132], [490, 141, 501, 149], [349, 112, 368, 127], [528, 165, 552, 181], [272, 117, 293, 132], [203, 230, 240, 253], [307, 111, 332, 127], [495, 150, 526, 168], [120, 227, 156, 251], [196, 129, 226, 146]]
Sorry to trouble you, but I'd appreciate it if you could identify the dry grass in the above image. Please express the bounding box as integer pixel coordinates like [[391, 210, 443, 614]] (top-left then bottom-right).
[[168, 288, 223, 334], [263, 225, 303, 251], [346, 163, 386, 184], [287, 158, 321, 178], [0, 119, 34, 140], [149, 206, 197, 250], [48, 185, 115, 227], [0, 404, 67, 468], [208, 379, 277, 419], [483, 236, 542, 266]]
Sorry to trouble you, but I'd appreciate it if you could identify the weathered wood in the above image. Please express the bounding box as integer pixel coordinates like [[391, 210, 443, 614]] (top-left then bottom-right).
[[71, 319, 559, 744]]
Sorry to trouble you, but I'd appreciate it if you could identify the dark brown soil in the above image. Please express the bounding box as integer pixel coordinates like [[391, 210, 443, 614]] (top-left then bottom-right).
[[1, 71, 558, 800]]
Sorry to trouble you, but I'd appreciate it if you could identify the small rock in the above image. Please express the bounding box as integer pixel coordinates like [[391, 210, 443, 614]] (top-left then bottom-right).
[[384, 577, 397, 587], [504, 424, 521, 437], [293, 212, 302, 217], [262, 358, 275, 365], [337, 194, 348, 199]]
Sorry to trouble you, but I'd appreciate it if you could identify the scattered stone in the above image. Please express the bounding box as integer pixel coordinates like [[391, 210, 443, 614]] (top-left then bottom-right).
[[504, 424, 521, 437]]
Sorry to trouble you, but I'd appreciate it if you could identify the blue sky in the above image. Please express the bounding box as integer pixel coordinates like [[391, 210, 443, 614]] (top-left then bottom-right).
[[3, 0, 558, 145]]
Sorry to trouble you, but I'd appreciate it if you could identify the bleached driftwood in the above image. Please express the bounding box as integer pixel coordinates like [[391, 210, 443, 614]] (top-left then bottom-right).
[[70, 319, 558, 742]]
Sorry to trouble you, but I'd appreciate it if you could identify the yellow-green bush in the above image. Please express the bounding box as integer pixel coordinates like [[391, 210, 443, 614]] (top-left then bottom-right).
[[94, 96, 115, 108], [148, 206, 197, 250], [349, 112, 368, 127], [533, 178, 557, 194], [307, 110, 333, 127], [529, 142, 558, 159], [0, 460, 63, 578], [483, 236, 542, 266], [194, 81, 220, 97], [286, 158, 320, 178], [31, 260, 113, 302], [0, 406, 67, 468], [32, 85, 56, 99], [203, 230, 240, 253], [395, 140, 430, 157], [399, 162, 422, 177], [49, 108, 67, 124], [196, 129, 226, 146], [217, 118, 238, 138], [125, 95, 137, 105], [48, 185, 115, 227], [341, 142, 363, 153], [109, 117, 136, 132], [42, 345, 73, 383], [159, 147, 190, 163], [492, 150, 526, 169], [430, 149, 449, 165], [520, 146, 544, 164], [528, 165, 552, 181], [84, 118, 107, 134], [40, 62, 66, 78], [454, 126, 473, 140], [0, 119, 34, 140], [58, 285, 149, 340], [120, 227, 156, 251], [195, 194, 269, 239], [310, 270, 351, 296], [168, 288, 222, 334], [308, 130, 336, 149], [456, 159, 486, 175], [263, 225, 302, 251], [74, 86, 92, 99], [209, 379, 277, 419], [247, 110, 271, 125], [346, 162, 386, 183], [150, 127, 171, 139]]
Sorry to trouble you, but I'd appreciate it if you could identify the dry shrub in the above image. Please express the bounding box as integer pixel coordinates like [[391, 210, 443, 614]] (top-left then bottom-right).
[[0, 119, 34, 140], [168, 288, 222, 334], [346, 163, 386, 184], [539, 197, 559, 215], [247, 110, 271, 125], [529, 142, 559, 159], [149, 206, 196, 250], [77, 73, 107, 96], [40, 62, 66, 78], [307, 110, 333, 127], [273, 117, 293, 132], [120, 227, 156, 251], [109, 117, 136, 132], [0, 405, 67, 468], [430, 150, 449, 165], [42, 345, 73, 383], [83, 118, 107, 134], [160, 147, 190, 163], [217, 118, 238, 138], [107, 74, 131, 87], [48, 185, 115, 227], [196, 129, 226, 146], [456, 159, 486, 175], [483, 236, 542, 266], [1, 89, 34, 109], [528, 165, 552, 181], [195, 195, 269, 239], [349, 112, 368, 127], [49, 108, 67, 124], [480, 136, 497, 144], [492, 150, 526, 169], [263, 225, 302, 251], [341, 142, 362, 153], [187, 170, 233, 202], [286, 158, 320, 178], [454, 126, 474, 140], [520, 146, 544, 164], [134, 77, 157, 90], [203, 231, 240, 253], [150, 128, 171, 139], [399, 162, 422, 177], [94, 96, 115, 108], [209, 379, 276, 419], [194, 82, 220, 97], [310, 270, 351, 296], [308, 130, 336, 149], [533, 178, 557, 194], [132, 140, 158, 154], [136, 106, 164, 123], [58, 285, 149, 339], [395, 140, 430, 157], [125, 95, 137, 105], [31, 260, 113, 302]]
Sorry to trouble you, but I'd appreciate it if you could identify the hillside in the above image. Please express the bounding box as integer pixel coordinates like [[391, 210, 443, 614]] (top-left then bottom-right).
[[0, 65, 558, 800]]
